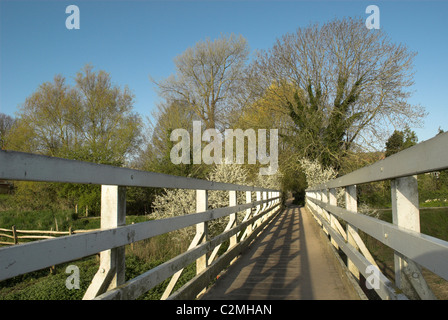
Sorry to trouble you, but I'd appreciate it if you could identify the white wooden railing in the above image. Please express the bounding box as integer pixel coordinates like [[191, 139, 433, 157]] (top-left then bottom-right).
[[0, 150, 281, 300], [305, 131, 448, 300]]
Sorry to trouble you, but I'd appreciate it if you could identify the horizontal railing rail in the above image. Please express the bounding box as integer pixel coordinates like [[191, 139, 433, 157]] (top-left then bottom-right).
[[305, 131, 448, 300], [310, 131, 448, 190], [0, 150, 276, 192], [0, 150, 282, 300]]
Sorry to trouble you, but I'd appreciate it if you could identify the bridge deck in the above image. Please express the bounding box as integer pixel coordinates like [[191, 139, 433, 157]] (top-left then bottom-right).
[[201, 204, 358, 300]]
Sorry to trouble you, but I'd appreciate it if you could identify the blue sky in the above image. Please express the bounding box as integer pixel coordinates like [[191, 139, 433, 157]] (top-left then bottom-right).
[[0, 0, 447, 144]]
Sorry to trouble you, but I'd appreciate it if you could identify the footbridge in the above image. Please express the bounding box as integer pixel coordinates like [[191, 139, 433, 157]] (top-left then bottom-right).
[[0, 131, 447, 300]]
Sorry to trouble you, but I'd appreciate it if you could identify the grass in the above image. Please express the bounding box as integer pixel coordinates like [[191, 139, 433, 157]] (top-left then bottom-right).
[[359, 207, 448, 300], [0, 253, 196, 300], [0, 230, 196, 300], [0, 208, 150, 232], [372, 207, 448, 241], [0, 194, 197, 300]]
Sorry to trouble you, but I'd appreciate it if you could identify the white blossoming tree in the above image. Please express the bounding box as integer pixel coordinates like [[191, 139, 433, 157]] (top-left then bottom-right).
[[298, 158, 337, 188], [299, 157, 379, 218], [151, 163, 262, 241]]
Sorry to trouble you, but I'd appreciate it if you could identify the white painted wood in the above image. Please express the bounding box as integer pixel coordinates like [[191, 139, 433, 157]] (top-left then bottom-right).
[[391, 176, 436, 300], [163, 195, 279, 300], [195, 189, 208, 296], [261, 192, 268, 223], [253, 191, 262, 229], [168, 205, 282, 300], [83, 185, 126, 300], [345, 185, 360, 280], [328, 189, 339, 249], [240, 191, 253, 241], [207, 192, 237, 265], [96, 201, 281, 300], [307, 196, 448, 281], [304, 133, 448, 300], [228, 190, 238, 249], [0, 150, 277, 192], [307, 203, 407, 300], [319, 190, 330, 236], [307, 131, 448, 190], [0, 148, 284, 300], [161, 230, 204, 300], [0, 197, 280, 281]]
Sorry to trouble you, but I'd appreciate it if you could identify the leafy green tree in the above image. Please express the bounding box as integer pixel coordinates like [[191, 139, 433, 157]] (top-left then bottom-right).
[[5, 75, 76, 156], [385, 127, 417, 157], [137, 99, 202, 178], [72, 65, 142, 165], [7, 65, 142, 164], [5, 65, 143, 215], [385, 130, 404, 157]]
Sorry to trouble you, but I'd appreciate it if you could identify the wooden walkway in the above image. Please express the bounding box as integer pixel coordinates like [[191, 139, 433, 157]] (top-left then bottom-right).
[[201, 205, 359, 300]]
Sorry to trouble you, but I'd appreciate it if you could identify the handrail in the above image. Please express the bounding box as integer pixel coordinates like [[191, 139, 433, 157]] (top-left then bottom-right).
[[307, 131, 448, 191], [0, 150, 277, 192], [0, 197, 278, 281], [0, 150, 282, 300], [305, 131, 448, 300]]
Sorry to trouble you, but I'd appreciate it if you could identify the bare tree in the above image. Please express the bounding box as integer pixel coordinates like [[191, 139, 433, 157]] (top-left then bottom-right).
[[151, 33, 250, 130], [250, 17, 426, 169], [0, 113, 15, 149]]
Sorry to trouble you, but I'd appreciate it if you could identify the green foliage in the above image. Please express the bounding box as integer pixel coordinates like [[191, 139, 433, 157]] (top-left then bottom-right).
[[357, 181, 391, 209], [4, 65, 142, 215], [0, 203, 147, 233], [126, 187, 158, 215], [385, 127, 417, 157], [0, 253, 196, 300], [58, 184, 101, 216], [286, 78, 364, 170], [137, 100, 204, 180], [124, 254, 196, 300], [5, 65, 143, 165], [6, 182, 64, 212], [0, 258, 98, 300], [418, 170, 448, 205]]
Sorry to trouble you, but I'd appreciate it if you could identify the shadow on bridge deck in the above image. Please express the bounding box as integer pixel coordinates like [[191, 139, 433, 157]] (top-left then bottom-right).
[[200, 204, 361, 300]]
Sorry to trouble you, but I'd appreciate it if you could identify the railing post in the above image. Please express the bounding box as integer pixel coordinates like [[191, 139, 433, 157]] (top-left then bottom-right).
[[253, 191, 262, 229], [229, 190, 238, 249], [328, 188, 339, 249], [391, 176, 435, 299], [345, 185, 360, 281], [320, 189, 329, 236], [196, 189, 209, 296], [244, 191, 253, 237], [268, 191, 272, 210], [262, 191, 268, 222], [83, 185, 126, 300]]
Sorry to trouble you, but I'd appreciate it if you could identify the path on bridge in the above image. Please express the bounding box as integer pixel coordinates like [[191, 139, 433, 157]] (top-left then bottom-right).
[[201, 204, 358, 300]]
